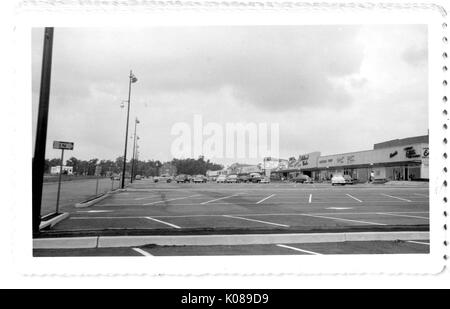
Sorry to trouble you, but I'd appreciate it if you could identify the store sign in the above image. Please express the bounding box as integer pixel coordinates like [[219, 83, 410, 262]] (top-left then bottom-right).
[[389, 150, 398, 158], [404, 146, 420, 158], [337, 157, 344, 164]]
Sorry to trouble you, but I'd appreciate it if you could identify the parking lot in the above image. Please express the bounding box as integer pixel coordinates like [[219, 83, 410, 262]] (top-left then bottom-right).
[[34, 179, 430, 256], [44, 179, 429, 234]]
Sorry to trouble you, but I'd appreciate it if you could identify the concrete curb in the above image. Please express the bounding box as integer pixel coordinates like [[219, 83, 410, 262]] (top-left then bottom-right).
[[75, 192, 112, 208], [34, 237, 98, 249], [39, 213, 70, 230], [34, 231, 429, 249]]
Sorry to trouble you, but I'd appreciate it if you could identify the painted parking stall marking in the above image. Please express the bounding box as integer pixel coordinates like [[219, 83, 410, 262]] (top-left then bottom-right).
[[346, 194, 362, 203], [256, 194, 276, 204], [276, 244, 322, 255], [132, 247, 153, 256], [381, 193, 412, 202], [143, 194, 201, 205], [223, 215, 290, 228], [201, 194, 240, 205], [407, 240, 430, 246], [377, 212, 429, 220], [145, 217, 181, 229], [308, 194, 312, 203], [303, 214, 387, 226]]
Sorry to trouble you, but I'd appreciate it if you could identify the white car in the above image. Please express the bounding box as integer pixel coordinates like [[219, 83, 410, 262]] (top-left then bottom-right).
[[216, 175, 227, 183], [260, 176, 270, 184], [331, 174, 346, 186]]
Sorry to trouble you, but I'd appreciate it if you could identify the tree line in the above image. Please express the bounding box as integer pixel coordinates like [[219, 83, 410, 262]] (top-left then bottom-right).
[[44, 156, 223, 177]]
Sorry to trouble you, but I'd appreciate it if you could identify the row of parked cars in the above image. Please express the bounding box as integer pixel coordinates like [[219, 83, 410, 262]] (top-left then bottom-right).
[[215, 173, 270, 184], [153, 173, 356, 186], [153, 173, 271, 184]]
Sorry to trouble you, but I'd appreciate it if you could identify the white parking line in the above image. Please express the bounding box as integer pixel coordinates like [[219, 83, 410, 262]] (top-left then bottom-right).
[[145, 217, 181, 229], [132, 247, 153, 256], [378, 212, 429, 220], [308, 194, 312, 203], [143, 195, 200, 205], [346, 194, 362, 203], [303, 214, 387, 226], [276, 244, 321, 255], [414, 193, 429, 197], [407, 240, 430, 246], [223, 215, 290, 227], [381, 194, 412, 202], [201, 194, 240, 205], [256, 194, 276, 204]]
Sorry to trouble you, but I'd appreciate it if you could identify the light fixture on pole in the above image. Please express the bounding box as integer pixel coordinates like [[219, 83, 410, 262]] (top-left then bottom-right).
[[121, 71, 138, 189], [130, 117, 140, 183]]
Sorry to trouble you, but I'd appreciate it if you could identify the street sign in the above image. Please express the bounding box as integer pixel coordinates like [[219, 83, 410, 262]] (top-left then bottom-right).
[[53, 140, 74, 214], [53, 141, 74, 150]]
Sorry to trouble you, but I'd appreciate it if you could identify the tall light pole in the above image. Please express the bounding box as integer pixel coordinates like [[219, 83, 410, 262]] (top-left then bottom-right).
[[121, 70, 138, 189], [130, 117, 140, 183]]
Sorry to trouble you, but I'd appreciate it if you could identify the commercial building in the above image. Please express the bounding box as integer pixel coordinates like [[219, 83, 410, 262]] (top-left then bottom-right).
[[50, 165, 74, 175], [268, 135, 429, 182]]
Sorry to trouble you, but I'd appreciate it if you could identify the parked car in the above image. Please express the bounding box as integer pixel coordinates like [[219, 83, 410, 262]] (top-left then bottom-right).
[[135, 174, 141, 180], [237, 175, 250, 183], [260, 176, 270, 184], [343, 175, 355, 184], [226, 174, 238, 183], [175, 174, 190, 183], [331, 174, 346, 186], [193, 175, 207, 183], [216, 175, 227, 183], [249, 172, 262, 183], [292, 174, 312, 183], [158, 174, 173, 183]]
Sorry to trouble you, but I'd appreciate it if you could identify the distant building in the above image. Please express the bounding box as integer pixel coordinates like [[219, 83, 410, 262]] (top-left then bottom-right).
[[50, 165, 73, 175], [160, 162, 177, 176], [227, 163, 261, 175], [206, 169, 227, 177]]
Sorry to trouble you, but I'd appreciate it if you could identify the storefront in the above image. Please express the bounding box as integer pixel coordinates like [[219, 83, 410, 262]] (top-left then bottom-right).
[[270, 135, 429, 182]]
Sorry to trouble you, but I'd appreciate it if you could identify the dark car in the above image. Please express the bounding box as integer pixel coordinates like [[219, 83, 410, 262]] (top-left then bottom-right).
[[343, 175, 355, 184], [238, 175, 250, 183], [175, 174, 190, 183], [250, 174, 262, 183], [292, 174, 312, 183]]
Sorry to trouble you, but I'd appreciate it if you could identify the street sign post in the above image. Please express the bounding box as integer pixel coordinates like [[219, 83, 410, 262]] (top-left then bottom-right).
[[53, 141, 74, 150], [53, 141, 74, 214]]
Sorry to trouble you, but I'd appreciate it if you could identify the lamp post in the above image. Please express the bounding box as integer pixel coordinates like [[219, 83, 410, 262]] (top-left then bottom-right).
[[121, 70, 138, 189], [130, 117, 140, 183]]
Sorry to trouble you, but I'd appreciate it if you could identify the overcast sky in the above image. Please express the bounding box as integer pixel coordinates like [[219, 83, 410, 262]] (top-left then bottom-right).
[[32, 25, 428, 166]]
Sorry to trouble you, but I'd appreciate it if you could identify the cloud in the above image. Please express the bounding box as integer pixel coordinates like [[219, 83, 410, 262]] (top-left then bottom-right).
[[32, 25, 428, 163]]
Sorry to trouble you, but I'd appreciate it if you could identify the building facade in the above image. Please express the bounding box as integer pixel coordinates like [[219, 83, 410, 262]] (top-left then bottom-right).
[[270, 135, 429, 182], [50, 165, 74, 175]]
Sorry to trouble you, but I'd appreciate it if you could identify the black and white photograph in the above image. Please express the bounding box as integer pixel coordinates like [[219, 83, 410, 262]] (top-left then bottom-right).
[[32, 24, 433, 257]]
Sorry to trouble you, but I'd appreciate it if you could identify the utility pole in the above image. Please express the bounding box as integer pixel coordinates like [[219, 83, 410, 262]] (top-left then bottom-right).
[[32, 27, 54, 236], [121, 70, 137, 188]]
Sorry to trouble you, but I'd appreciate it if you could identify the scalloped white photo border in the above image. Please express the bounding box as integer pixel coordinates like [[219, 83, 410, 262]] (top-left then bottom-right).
[[8, 0, 448, 282]]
